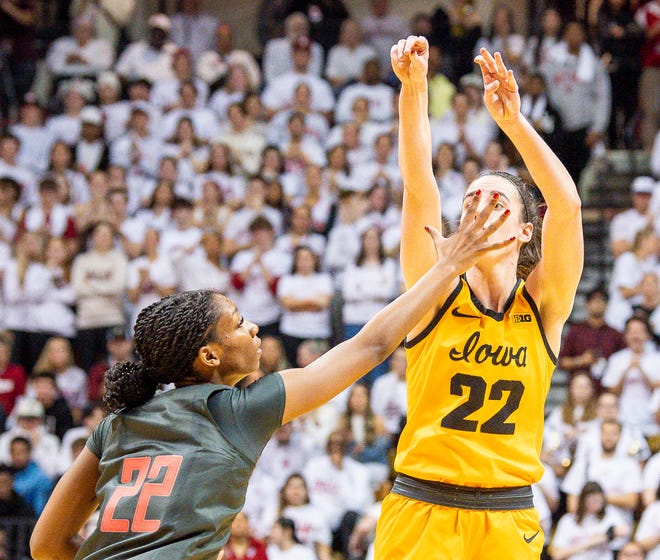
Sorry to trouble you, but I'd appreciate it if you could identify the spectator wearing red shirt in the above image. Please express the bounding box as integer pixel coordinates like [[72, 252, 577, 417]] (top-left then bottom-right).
[[222, 511, 268, 560], [558, 287, 626, 391], [0, 331, 27, 416]]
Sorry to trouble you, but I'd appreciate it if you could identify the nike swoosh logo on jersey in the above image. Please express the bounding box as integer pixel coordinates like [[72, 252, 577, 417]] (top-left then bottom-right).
[[523, 531, 540, 544], [451, 307, 481, 319]]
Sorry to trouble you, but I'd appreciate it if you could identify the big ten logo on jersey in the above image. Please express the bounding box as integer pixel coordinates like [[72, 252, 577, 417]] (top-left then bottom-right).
[[513, 313, 532, 324]]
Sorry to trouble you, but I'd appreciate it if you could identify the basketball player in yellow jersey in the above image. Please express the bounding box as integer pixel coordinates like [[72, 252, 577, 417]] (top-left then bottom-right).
[[373, 39, 583, 560]]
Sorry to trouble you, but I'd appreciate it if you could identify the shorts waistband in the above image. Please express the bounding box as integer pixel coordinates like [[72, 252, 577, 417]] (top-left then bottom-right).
[[392, 473, 534, 511]]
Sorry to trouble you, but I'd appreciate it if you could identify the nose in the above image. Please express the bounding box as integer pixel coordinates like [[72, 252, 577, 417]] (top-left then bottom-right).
[[249, 321, 259, 336]]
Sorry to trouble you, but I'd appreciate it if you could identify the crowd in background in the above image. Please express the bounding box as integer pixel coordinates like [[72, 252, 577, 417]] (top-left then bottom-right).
[[0, 0, 659, 558]]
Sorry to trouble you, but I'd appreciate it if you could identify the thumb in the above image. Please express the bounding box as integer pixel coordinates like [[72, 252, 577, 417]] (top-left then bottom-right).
[[424, 225, 443, 257], [484, 79, 500, 92]]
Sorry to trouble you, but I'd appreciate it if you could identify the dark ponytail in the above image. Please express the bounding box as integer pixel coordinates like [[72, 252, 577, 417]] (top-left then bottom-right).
[[102, 290, 225, 414]]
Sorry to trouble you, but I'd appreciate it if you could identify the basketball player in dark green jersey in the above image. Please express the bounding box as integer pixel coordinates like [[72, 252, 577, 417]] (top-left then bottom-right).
[[30, 216, 515, 560]]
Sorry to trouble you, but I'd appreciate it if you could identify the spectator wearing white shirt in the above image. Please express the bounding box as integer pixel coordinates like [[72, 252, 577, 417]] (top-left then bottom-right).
[[46, 79, 94, 147], [370, 345, 406, 437], [71, 221, 128, 371], [602, 316, 660, 436], [162, 117, 210, 189], [279, 112, 327, 180], [32, 337, 87, 425], [610, 176, 657, 257], [550, 480, 632, 560], [177, 229, 230, 293], [159, 81, 218, 143], [277, 246, 334, 365], [96, 71, 131, 143], [324, 190, 365, 282], [150, 47, 209, 113], [562, 420, 643, 522], [341, 226, 397, 384], [45, 15, 113, 83], [168, 0, 218, 63], [224, 177, 283, 257], [0, 133, 38, 208], [334, 58, 394, 124], [360, 0, 408, 77], [158, 197, 202, 265], [47, 141, 90, 206], [262, 12, 324, 85], [214, 102, 266, 177], [10, 94, 56, 175], [20, 178, 77, 243], [350, 133, 401, 194], [473, 5, 525, 74], [56, 404, 104, 476], [73, 106, 110, 175], [262, 36, 335, 120], [126, 228, 178, 329], [434, 142, 466, 233], [207, 63, 252, 122], [303, 430, 373, 557], [230, 216, 291, 337], [532, 463, 560, 538], [114, 13, 179, 84], [197, 22, 261, 91], [110, 106, 164, 180], [643, 452, 660, 507], [635, 486, 660, 560], [275, 204, 326, 258], [605, 227, 658, 332], [193, 143, 245, 209], [325, 19, 377, 92], [267, 517, 317, 560]]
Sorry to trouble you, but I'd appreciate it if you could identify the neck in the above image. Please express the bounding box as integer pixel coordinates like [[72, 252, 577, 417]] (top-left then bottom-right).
[[586, 316, 605, 328], [465, 259, 519, 311]]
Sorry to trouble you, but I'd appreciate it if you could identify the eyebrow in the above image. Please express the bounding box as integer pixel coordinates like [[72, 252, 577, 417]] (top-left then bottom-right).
[[463, 190, 511, 203]]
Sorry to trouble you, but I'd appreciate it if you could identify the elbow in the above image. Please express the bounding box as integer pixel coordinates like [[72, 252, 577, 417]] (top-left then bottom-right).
[[30, 534, 56, 560]]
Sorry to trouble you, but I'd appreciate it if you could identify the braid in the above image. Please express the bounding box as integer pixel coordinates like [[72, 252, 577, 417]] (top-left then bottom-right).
[[102, 290, 224, 414], [479, 170, 543, 280]]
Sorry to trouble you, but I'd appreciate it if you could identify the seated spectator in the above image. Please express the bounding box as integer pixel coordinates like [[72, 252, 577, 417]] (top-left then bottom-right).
[[522, 7, 562, 73], [159, 81, 218, 144], [633, 272, 660, 343], [7, 436, 53, 515], [262, 474, 333, 560], [32, 337, 87, 424], [261, 36, 335, 121], [127, 228, 178, 328], [359, 0, 408, 76], [610, 176, 657, 257], [473, 4, 525, 74], [533, 462, 560, 538], [110, 106, 164, 179], [574, 391, 651, 465], [550, 481, 632, 560], [45, 15, 113, 86], [303, 431, 372, 558], [46, 79, 94, 147], [334, 58, 394, 124], [27, 372, 74, 442], [277, 246, 333, 366], [72, 221, 128, 371], [276, 204, 326, 258], [543, 373, 598, 478], [558, 287, 626, 388], [47, 140, 90, 207], [230, 216, 291, 337], [323, 190, 366, 281], [321, 145, 353, 194], [214, 102, 266, 177], [350, 133, 402, 194], [267, 517, 317, 560], [10, 94, 56, 175], [114, 14, 178, 84], [338, 383, 391, 489], [370, 346, 406, 438], [222, 511, 268, 560], [433, 142, 466, 234], [519, 72, 564, 156], [208, 63, 253, 122], [635, 0, 660, 150], [177, 229, 229, 293], [562, 420, 642, 522], [262, 12, 324, 85], [0, 399, 59, 479], [0, 177, 22, 243], [0, 133, 38, 208], [0, 464, 35, 560], [196, 22, 261, 92], [0, 332, 27, 417], [194, 143, 245, 209], [635, 484, 660, 559], [620, 541, 649, 560], [605, 227, 658, 332], [602, 316, 660, 437], [72, 105, 110, 175], [257, 335, 290, 376], [325, 19, 377, 92], [430, 91, 493, 166], [158, 197, 202, 266], [427, 45, 456, 120], [87, 327, 135, 404], [56, 403, 103, 476]]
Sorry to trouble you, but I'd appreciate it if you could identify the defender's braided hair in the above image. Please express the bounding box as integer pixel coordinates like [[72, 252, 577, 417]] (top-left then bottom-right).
[[103, 290, 224, 414], [480, 170, 543, 280]]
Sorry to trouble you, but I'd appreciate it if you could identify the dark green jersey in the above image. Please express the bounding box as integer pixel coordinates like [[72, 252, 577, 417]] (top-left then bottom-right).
[[76, 373, 285, 560]]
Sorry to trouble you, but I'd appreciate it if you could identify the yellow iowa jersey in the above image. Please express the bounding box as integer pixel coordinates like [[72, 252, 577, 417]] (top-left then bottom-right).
[[395, 276, 556, 487]]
